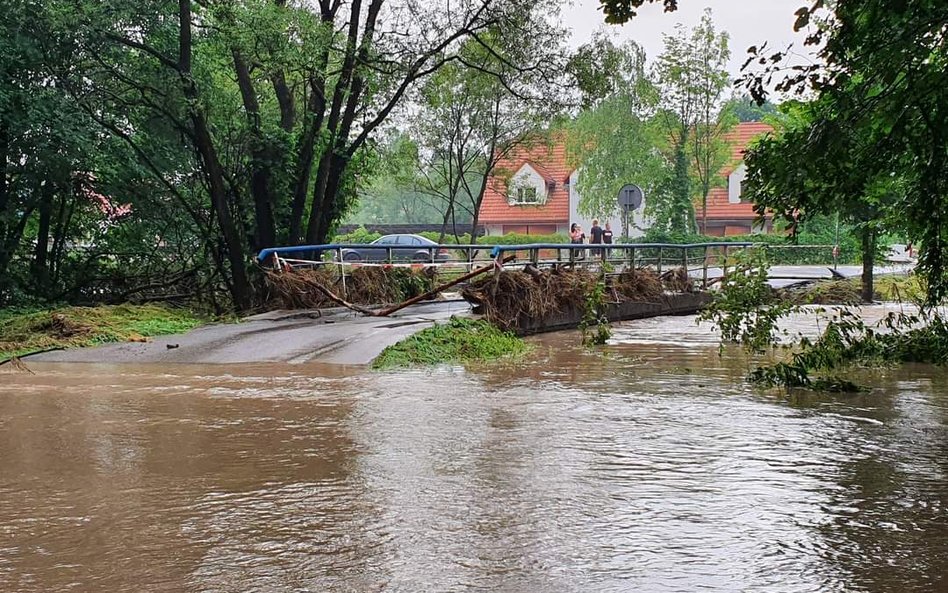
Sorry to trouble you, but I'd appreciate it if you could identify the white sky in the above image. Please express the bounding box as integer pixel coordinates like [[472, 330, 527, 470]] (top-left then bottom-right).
[[563, 0, 817, 84]]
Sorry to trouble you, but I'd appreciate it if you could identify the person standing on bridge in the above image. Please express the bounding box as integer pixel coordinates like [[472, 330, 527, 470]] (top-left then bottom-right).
[[570, 223, 585, 260], [590, 219, 603, 259], [602, 222, 614, 260]]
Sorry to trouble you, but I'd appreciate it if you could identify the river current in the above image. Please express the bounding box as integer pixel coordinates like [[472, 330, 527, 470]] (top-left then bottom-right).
[[1, 312, 947, 592]]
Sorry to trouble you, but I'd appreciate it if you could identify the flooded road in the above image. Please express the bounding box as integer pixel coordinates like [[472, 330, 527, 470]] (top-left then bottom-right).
[[2, 312, 948, 592]]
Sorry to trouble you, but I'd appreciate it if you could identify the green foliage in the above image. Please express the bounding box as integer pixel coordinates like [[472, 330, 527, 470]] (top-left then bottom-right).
[[332, 226, 382, 245], [371, 316, 528, 369], [599, 0, 678, 24], [477, 233, 570, 245], [346, 134, 452, 225], [741, 0, 948, 306], [2, 0, 574, 312], [698, 249, 795, 353], [726, 96, 779, 123], [579, 277, 612, 346], [750, 309, 948, 392], [653, 9, 732, 235], [0, 304, 205, 360]]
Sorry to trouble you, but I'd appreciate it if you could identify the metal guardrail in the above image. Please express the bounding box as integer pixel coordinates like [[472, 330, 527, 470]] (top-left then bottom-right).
[[259, 242, 761, 289], [488, 242, 755, 288], [257, 243, 490, 265]]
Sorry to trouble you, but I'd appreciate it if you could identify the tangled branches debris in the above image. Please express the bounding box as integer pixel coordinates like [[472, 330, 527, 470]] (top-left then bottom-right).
[[461, 267, 689, 331], [265, 266, 438, 310]]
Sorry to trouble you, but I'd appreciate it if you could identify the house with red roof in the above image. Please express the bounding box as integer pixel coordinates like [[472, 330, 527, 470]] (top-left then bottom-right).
[[478, 121, 773, 238], [700, 121, 774, 236]]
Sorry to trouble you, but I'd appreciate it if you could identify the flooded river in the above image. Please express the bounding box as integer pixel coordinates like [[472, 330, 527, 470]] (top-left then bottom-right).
[[2, 313, 947, 592]]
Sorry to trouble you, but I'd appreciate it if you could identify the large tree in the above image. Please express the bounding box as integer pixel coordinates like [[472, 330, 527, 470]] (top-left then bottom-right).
[[743, 101, 895, 302], [32, 0, 557, 310], [600, 0, 948, 304], [564, 33, 667, 232], [654, 9, 732, 234], [413, 22, 565, 242]]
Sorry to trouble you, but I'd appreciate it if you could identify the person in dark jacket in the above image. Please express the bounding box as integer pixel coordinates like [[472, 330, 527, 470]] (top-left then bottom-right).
[[589, 219, 603, 258]]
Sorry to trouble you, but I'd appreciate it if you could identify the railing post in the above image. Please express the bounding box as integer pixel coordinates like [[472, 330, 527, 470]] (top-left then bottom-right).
[[702, 245, 709, 289], [657, 247, 663, 275], [722, 245, 729, 283]]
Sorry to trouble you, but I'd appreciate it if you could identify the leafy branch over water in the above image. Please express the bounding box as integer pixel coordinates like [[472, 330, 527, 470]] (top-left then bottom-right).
[[698, 250, 794, 354]]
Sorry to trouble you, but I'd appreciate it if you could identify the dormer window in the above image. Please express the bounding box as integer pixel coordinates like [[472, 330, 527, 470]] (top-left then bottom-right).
[[507, 163, 548, 205], [513, 186, 540, 204]]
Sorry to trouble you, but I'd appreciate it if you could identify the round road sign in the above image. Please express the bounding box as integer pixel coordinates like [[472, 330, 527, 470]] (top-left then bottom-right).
[[618, 184, 644, 210]]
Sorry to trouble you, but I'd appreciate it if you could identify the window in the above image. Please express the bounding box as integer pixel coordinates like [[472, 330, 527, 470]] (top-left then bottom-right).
[[510, 186, 540, 205]]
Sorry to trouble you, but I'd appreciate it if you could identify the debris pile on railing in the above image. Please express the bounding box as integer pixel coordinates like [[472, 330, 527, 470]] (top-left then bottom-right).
[[461, 267, 693, 331], [265, 266, 438, 310]]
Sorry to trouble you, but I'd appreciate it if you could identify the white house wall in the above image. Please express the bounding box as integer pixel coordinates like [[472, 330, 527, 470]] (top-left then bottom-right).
[[568, 170, 647, 240], [728, 163, 746, 204]]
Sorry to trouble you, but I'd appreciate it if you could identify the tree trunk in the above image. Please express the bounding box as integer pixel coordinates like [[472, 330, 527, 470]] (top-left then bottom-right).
[[180, 0, 253, 310], [271, 71, 295, 132], [31, 180, 54, 289], [701, 187, 709, 234], [288, 78, 327, 244], [311, 153, 350, 244], [860, 227, 875, 303], [232, 49, 277, 249], [673, 133, 693, 234], [0, 117, 8, 216]]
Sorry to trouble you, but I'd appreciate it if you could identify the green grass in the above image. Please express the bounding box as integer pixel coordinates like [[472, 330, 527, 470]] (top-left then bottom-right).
[[0, 304, 207, 361], [371, 316, 529, 369]]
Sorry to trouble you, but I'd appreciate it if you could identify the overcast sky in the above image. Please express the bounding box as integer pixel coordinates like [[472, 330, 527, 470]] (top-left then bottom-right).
[[562, 0, 817, 83]]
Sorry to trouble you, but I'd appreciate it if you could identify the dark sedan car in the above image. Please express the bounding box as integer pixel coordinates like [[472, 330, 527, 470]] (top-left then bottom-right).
[[339, 234, 451, 262]]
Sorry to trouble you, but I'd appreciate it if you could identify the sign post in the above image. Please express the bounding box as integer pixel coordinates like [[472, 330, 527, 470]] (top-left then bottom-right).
[[617, 184, 644, 241]]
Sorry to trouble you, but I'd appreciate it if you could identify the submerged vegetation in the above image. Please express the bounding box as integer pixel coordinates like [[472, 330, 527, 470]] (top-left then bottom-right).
[[0, 304, 206, 361], [371, 317, 528, 369], [750, 309, 948, 392], [700, 250, 945, 392]]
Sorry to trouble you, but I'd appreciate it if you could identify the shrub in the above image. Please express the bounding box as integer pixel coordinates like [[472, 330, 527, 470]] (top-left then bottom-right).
[[332, 226, 381, 244]]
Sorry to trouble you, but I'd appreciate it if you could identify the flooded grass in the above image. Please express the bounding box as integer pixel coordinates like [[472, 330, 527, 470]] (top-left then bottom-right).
[[0, 304, 206, 361], [780, 274, 927, 305], [371, 317, 529, 369]]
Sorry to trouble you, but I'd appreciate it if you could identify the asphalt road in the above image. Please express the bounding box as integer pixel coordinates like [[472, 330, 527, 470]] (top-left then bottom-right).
[[30, 300, 473, 366]]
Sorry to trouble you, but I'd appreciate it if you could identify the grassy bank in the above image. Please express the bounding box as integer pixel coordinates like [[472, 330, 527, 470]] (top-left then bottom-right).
[[372, 316, 528, 369], [0, 304, 207, 361]]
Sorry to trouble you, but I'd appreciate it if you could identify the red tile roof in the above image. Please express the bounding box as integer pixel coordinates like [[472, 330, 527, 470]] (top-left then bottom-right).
[[479, 136, 573, 224]]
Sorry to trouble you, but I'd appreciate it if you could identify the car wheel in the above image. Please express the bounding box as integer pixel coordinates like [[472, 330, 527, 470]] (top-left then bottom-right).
[[344, 252, 361, 262], [413, 252, 430, 263]]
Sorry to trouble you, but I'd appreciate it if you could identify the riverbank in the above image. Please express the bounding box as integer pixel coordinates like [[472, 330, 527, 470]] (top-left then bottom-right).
[[0, 304, 207, 363]]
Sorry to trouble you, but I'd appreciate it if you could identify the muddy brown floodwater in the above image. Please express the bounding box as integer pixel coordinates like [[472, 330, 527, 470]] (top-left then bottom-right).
[[2, 310, 948, 592]]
